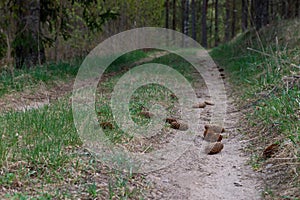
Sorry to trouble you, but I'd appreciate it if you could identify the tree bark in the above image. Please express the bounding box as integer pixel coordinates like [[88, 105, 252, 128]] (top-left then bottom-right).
[[172, 0, 176, 30], [184, 0, 189, 35], [181, 0, 185, 33], [201, 0, 208, 47], [14, 0, 45, 68], [225, 0, 230, 41], [262, 0, 269, 26], [231, 0, 236, 38], [191, 0, 196, 40], [165, 0, 170, 29], [254, 0, 263, 30], [242, 0, 248, 31], [214, 0, 219, 46], [250, 0, 254, 26], [282, 0, 288, 19], [296, 0, 300, 17]]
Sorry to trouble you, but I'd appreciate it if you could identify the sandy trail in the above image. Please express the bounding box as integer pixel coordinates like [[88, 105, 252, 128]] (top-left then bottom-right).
[[144, 52, 262, 199], [0, 51, 262, 199], [145, 97, 261, 199]]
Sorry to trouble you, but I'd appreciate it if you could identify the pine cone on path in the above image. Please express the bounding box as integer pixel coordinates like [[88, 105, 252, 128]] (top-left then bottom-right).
[[171, 121, 188, 131], [205, 142, 224, 155]]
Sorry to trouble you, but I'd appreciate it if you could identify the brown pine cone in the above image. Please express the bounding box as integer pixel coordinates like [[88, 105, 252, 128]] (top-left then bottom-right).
[[171, 121, 188, 131], [165, 117, 177, 124], [205, 142, 224, 155], [204, 124, 225, 133], [192, 102, 206, 108], [263, 143, 280, 159], [204, 131, 223, 142], [139, 111, 154, 118]]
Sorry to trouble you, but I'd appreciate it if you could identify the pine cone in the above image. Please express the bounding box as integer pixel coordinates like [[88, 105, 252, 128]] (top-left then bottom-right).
[[139, 111, 154, 118], [165, 117, 177, 124], [204, 124, 225, 133], [171, 121, 188, 131], [192, 102, 206, 108], [205, 142, 224, 155], [204, 131, 223, 142], [263, 143, 280, 159]]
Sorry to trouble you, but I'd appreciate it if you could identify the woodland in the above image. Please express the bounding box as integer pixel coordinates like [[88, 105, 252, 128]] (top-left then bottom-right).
[[0, 0, 299, 199]]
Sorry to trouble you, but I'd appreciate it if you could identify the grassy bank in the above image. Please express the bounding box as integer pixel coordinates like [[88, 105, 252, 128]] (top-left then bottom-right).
[[211, 19, 300, 199]]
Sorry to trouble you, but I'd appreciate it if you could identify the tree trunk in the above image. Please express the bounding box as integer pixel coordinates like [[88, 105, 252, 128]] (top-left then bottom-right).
[[55, 0, 63, 63], [172, 0, 176, 30], [184, 0, 189, 35], [225, 0, 230, 41], [296, 0, 300, 17], [201, 0, 208, 47], [231, 0, 236, 38], [214, 0, 219, 46], [14, 0, 45, 68], [209, 1, 214, 47], [191, 0, 196, 40], [282, 0, 288, 19], [262, 0, 269, 26], [242, 0, 248, 31], [254, 0, 263, 30], [166, 0, 170, 29], [250, 0, 255, 26], [181, 0, 185, 33]]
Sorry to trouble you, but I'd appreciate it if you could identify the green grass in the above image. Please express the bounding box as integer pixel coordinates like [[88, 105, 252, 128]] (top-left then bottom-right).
[[211, 19, 300, 199], [0, 50, 150, 97], [0, 62, 79, 97]]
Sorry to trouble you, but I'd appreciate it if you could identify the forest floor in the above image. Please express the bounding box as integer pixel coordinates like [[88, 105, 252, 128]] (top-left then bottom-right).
[[0, 50, 263, 199]]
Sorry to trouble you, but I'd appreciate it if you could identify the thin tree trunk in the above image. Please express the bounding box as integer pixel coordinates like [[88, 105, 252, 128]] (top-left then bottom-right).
[[254, 0, 263, 30], [296, 0, 300, 17], [242, 0, 248, 31], [172, 0, 176, 30], [201, 0, 208, 47], [14, 0, 45, 68], [181, 0, 185, 33], [231, 0, 236, 38], [191, 0, 196, 40], [250, 0, 254, 26], [184, 0, 189, 35], [282, 0, 288, 19], [166, 0, 170, 28], [225, 0, 230, 41], [55, 0, 63, 63], [262, 0, 269, 26], [214, 0, 219, 46], [209, 0, 214, 47], [269, 0, 274, 21]]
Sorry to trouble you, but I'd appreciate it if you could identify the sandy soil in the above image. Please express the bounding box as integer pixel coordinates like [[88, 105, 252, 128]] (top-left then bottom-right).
[[143, 52, 262, 199]]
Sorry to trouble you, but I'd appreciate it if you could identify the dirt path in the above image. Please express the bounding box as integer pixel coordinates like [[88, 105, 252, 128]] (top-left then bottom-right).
[[0, 51, 262, 199], [144, 66, 262, 199]]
